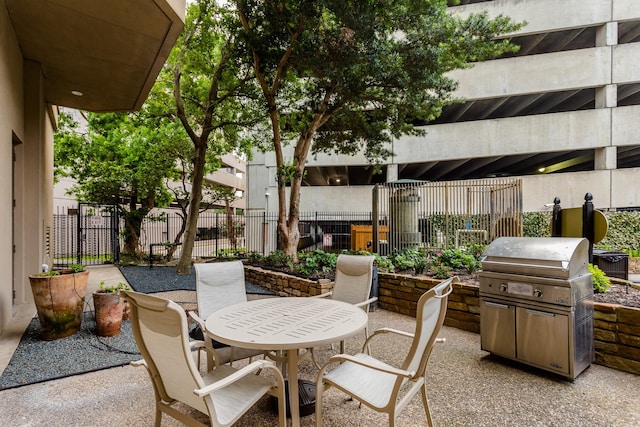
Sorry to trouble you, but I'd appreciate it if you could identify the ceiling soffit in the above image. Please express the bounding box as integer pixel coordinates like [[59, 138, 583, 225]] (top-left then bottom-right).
[[6, 0, 185, 112]]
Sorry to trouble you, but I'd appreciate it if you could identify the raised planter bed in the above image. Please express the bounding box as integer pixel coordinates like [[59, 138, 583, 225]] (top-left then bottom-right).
[[243, 265, 640, 376]]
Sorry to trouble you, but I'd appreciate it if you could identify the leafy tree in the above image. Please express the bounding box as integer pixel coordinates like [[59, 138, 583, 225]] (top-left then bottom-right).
[[235, 0, 522, 259], [54, 111, 182, 257], [151, 0, 257, 274]]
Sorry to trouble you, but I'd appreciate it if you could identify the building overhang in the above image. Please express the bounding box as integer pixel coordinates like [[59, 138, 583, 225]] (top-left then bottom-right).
[[6, 0, 185, 112]]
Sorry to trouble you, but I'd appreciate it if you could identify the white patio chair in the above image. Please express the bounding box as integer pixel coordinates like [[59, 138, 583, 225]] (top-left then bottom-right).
[[122, 290, 286, 427], [311, 254, 376, 366], [315, 276, 457, 427], [190, 261, 265, 370]]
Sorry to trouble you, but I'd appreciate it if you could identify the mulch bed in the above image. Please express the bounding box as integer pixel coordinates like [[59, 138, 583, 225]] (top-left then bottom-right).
[[593, 283, 640, 309]]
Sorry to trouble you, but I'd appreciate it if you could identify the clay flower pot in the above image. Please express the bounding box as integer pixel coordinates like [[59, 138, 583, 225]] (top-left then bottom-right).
[[29, 269, 89, 340], [93, 291, 124, 337]]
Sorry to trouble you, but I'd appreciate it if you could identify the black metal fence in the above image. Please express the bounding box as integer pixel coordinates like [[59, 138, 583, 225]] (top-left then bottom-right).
[[53, 204, 119, 267], [53, 179, 522, 267], [244, 211, 375, 256], [53, 208, 379, 266]]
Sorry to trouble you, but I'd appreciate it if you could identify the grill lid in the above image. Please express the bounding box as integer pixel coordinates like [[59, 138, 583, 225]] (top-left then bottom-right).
[[481, 237, 589, 279]]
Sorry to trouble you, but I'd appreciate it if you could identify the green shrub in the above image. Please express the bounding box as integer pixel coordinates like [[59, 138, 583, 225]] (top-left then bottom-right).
[[295, 250, 338, 277], [589, 263, 611, 293], [430, 263, 453, 279], [247, 251, 263, 263], [262, 250, 294, 269], [599, 211, 640, 252], [98, 280, 130, 293], [431, 248, 482, 274], [523, 212, 552, 237], [387, 247, 425, 272], [69, 263, 86, 273], [214, 247, 246, 258], [622, 248, 640, 257], [414, 257, 428, 275]]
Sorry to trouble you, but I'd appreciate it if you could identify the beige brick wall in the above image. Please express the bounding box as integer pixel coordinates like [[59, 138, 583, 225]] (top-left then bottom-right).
[[593, 303, 640, 375], [244, 266, 333, 297], [378, 273, 480, 333]]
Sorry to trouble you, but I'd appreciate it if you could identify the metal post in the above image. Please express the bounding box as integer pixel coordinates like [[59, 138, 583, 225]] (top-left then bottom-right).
[[372, 185, 379, 254], [551, 197, 562, 237], [76, 202, 82, 265], [111, 205, 120, 264], [215, 212, 219, 257], [582, 193, 594, 263]]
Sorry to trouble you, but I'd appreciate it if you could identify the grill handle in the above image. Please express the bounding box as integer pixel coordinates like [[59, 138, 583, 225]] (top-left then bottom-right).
[[525, 308, 555, 317], [484, 301, 510, 309]]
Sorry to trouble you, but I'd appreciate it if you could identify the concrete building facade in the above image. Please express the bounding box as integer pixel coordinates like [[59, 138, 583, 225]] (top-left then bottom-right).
[[0, 0, 185, 334], [54, 153, 246, 214], [247, 0, 640, 214]]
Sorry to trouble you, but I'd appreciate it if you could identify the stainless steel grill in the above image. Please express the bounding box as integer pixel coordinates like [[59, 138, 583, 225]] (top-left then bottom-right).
[[479, 237, 594, 379]]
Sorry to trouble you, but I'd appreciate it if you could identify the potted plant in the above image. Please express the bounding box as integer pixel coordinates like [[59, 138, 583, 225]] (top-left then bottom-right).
[[28, 264, 89, 340], [93, 281, 130, 337]]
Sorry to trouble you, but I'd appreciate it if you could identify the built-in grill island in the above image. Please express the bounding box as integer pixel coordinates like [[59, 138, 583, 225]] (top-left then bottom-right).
[[479, 237, 594, 379]]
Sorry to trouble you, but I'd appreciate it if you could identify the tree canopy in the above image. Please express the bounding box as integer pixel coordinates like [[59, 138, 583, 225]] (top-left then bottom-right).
[[54, 111, 184, 256], [235, 0, 523, 258], [154, 0, 258, 273]]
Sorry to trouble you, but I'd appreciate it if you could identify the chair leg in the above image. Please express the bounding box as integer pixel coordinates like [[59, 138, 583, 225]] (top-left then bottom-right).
[[364, 327, 371, 355], [315, 380, 325, 427], [311, 347, 322, 369], [421, 384, 434, 427]]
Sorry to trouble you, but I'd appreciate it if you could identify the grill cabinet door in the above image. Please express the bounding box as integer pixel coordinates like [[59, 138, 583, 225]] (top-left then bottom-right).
[[480, 300, 515, 358], [516, 307, 569, 375]]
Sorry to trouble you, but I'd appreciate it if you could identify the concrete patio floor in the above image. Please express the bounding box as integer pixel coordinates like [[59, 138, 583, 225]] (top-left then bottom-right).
[[1, 266, 639, 426]]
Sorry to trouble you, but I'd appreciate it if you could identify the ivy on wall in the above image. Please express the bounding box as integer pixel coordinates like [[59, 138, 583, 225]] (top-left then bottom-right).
[[523, 211, 640, 252]]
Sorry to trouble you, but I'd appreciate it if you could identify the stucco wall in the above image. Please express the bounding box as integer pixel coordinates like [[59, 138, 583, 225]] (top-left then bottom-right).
[[0, 0, 25, 333]]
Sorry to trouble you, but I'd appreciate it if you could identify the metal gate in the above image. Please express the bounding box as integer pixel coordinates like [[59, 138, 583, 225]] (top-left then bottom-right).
[[53, 203, 120, 267], [372, 178, 523, 254]]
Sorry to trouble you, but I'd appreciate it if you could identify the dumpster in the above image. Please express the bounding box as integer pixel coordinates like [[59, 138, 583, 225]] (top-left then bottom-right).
[[593, 250, 628, 280]]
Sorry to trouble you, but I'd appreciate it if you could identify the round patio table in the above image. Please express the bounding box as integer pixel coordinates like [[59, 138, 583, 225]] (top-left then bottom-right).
[[205, 296, 368, 427]]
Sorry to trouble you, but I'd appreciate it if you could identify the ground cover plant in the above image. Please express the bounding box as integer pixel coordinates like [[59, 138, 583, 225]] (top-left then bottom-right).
[[245, 246, 482, 281]]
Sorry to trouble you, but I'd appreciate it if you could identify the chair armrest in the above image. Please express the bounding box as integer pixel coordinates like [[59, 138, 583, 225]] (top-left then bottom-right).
[[311, 291, 332, 299], [361, 327, 414, 352], [353, 296, 378, 309], [322, 354, 415, 379], [130, 359, 147, 368], [189, 311, 205, 328], [189, 340, 207, 351], [194, 359, 282, 397]]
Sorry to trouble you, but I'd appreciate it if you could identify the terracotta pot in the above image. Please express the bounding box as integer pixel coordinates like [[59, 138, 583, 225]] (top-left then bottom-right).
[[29, 270, 89, 340], [122, 300, 131, 321], [93, 291, 124, 337]]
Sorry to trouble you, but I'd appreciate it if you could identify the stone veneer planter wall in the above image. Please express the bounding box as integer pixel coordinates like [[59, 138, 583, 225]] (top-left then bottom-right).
[[244, 265, 640, 375], [244, 266, 333, 297]]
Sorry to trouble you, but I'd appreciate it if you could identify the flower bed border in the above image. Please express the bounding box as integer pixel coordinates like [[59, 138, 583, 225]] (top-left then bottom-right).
[[243, 265, 640, 376]]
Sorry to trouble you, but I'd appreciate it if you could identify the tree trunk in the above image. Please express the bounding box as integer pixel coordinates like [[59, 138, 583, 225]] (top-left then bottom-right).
[[122, 211, 144, 258], [166, 212, 187, 260], [225, 201, 237, 248], [176, 141, 207, 274], [279, 216, 300, 261]]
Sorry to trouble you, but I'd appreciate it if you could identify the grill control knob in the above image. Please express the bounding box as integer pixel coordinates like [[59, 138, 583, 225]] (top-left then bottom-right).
[[533, 289, 543, 298], [500, 284, 507, 292]]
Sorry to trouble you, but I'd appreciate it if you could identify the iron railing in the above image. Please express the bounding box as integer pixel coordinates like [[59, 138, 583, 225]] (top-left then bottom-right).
[[53, 178, 522, 266]]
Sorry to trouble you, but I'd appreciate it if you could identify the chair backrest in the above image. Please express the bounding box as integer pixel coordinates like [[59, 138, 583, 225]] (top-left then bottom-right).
[[331, 254, 375, 305], [194, 261, 247, 320], [121, 290, 210, 415], [401, 276, 457, 378]]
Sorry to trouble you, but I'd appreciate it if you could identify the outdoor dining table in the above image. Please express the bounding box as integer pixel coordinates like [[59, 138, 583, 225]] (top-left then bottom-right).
[[204, 296, 368, 427]]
